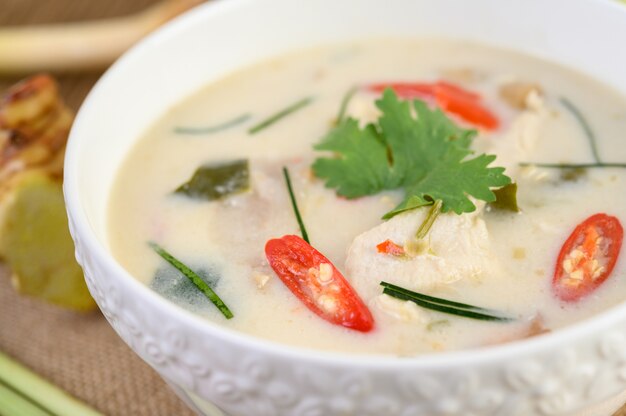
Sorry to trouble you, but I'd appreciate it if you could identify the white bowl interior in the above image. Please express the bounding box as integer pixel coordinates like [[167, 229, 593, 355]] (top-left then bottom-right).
[[66, 0, 626, 358]]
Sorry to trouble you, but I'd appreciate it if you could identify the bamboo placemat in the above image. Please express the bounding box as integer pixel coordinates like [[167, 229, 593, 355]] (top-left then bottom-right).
[[0, 1, 625, 415]]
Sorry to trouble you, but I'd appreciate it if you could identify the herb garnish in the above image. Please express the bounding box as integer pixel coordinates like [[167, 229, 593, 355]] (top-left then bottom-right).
[[174, 113, 251, 135], [248, 96, 313, 134], [560, 97, 600, 163], [175, 159, 249, 200], [381, 281, 513, 322], [282, 167, 309, 243], [149, 242, 233, 319], [313, 89, 511, 219]]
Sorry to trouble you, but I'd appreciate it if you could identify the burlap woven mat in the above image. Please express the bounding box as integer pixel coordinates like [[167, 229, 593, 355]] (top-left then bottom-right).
[[0, 1, 625, 415]]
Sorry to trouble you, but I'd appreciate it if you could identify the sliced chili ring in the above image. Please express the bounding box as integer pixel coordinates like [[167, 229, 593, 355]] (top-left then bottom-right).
[[265, 235, 374, 332], [553, 213, 623, 302]]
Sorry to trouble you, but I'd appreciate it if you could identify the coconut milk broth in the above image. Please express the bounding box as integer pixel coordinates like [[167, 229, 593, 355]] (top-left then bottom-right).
[[108, 39, 626, 355]]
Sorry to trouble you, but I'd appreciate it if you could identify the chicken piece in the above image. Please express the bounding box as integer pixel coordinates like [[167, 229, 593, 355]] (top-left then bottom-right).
[[345, 206, 496, 309], [210, 162, 297, 266], [499, 81, 543, 110], [344, 93, 380, 126], [483, 90, 549, 179]]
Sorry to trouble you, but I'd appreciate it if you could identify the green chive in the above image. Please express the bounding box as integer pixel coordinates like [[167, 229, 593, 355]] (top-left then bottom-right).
[[415, 199, 442, 239], [283, 167, 309, 243], [248, 96, 313, 134], [560, 97, 601, 163], [174, 113, 251, 135], [519, 162, 626, 169], [380, 281, 513, 322], [335, 86, 358, 124], [0, 351, 102, 416], [149, 242, 233, 319]]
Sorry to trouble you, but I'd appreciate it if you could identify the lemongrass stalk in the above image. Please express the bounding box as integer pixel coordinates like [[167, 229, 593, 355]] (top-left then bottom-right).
[[0, 351, 102, 416], [0, 0, 203, 74], [415, 199, 442, 239], [0, 381, 52, 416]]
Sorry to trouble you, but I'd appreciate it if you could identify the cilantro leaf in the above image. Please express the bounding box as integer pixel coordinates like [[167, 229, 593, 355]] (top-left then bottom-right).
[[312, 89, 511, 218]]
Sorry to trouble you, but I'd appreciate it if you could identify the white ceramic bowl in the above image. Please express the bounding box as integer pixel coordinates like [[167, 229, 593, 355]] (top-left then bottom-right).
[[64, 0, 626, 415]]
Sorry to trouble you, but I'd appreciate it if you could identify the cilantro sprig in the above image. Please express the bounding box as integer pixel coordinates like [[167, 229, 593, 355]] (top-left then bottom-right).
[[312, 89, 511, 218]]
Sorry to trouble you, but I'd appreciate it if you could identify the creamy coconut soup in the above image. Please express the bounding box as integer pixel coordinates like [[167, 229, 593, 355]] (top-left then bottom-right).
[[108, 39, 626, 355]]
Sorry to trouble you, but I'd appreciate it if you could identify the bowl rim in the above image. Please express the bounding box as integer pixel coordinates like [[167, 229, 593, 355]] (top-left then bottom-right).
[[65, 0, 626, 369]]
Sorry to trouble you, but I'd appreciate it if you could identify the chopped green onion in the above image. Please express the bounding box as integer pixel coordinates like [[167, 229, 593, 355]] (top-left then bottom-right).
[[248, 96, 313, 134], [149, 242, 233, 319], [283, 167, 309, 243], [519, 162, 626, 169], [335, 86, 358, 124], [560, 97, 601, 163], [174, 113, 251, 135], [0, 351, 102, 416], [380, 281, 513, 322], [415, 199, 442, 239]]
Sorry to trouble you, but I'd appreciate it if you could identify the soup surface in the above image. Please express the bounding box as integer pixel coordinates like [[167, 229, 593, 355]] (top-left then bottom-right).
[[108, 39, 626, 355]]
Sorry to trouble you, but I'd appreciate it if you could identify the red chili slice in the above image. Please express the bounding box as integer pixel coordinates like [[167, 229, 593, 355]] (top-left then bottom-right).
[[265, 235, 374, 332], [376, 239, 405, 256], [366, 80, 499, 131], [553, 213, 623, 302], [434, 87, 499, 131]]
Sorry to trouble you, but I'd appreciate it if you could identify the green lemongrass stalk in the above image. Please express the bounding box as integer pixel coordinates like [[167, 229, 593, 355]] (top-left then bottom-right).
[[519, 162, 626, 169], [0, 351, 102, 416], [149, 242, 233, 319], [335, 86, 358, 124], [415, 199, 442, 239], [0, 380, 53, 416], [174, 113, 251, 135], [380, 282, 513, 322], [283, 167, 310, 243], [0, 0, 202, 74], [559, 97, 601, 163], [248, 96, 313, 134]]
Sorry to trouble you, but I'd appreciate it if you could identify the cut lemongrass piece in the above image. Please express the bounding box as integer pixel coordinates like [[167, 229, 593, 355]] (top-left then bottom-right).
[[0, 380, 53, 416], [560, 97, 601, 163], [283, 167, 310, 243], [0, 351, 102, 416], [248, 96, 313, 134], [174, 113, 251, 135], [381, 281, 491, 311], [149, 242, 233, 319], [415, 199, 442, 239], [0, 0, 203, 74], [519, 162, 626, 169], [380, 282, 513, 322], [335, 86, 358, 124]]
